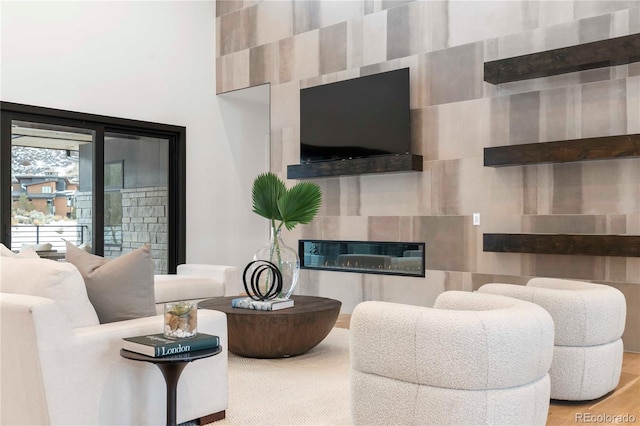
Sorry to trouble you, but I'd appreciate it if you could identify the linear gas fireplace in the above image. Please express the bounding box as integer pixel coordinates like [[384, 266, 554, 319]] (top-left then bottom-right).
[[299, 240, 425, 277]]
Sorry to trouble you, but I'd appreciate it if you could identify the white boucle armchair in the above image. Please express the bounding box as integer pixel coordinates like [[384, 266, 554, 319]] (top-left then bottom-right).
[[0, 257, 229, 425], [350, 291, 555, 426], [478, 277, 626, 401]]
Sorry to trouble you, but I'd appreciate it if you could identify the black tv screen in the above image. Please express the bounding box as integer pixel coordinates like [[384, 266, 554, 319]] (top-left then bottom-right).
[[300, 68, 410, 163]]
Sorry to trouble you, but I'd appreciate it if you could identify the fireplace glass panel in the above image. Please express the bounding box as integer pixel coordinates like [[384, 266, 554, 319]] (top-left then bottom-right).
[[299, 240, 425, 277]]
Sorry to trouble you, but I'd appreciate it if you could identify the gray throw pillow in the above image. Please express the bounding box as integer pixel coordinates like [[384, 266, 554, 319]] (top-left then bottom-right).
[[65, 242, 156, 324]]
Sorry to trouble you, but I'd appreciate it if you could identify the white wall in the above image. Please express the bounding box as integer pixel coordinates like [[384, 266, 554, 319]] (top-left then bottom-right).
[[217, 84, 271, 293], [1, 1, 262, 286]]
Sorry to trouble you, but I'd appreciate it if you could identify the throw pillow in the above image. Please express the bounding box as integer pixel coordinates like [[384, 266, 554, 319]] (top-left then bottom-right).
[[65, 242, 156, 324], [0, 243, 39, 258], [0, 256, 100, 328]]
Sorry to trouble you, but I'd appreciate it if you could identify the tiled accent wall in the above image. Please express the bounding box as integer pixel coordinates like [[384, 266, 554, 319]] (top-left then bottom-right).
[[216, 0, 640, 350]]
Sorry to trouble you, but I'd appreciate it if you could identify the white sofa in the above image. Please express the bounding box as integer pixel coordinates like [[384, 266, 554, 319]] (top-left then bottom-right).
[[478, 277, 626, 400], [0, 256, 232, 425], [350, 291, 555, 426], [153, 263, 237, 313]]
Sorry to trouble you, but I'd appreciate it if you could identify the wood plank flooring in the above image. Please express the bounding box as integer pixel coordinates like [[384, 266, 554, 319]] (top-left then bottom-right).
[[335, 314, 640, 425]]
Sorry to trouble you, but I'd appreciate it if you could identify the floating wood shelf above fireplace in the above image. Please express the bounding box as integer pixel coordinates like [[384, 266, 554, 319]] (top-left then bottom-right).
[[484, 33, 640, 84], [287, 154, 423, 179]]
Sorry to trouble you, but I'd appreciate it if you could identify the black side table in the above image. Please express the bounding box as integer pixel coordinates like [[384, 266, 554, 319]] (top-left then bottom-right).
[[120, 346, 222, 426]]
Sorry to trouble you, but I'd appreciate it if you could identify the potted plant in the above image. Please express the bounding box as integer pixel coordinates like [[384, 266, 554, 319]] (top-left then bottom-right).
[[251, 172, 322, 299]]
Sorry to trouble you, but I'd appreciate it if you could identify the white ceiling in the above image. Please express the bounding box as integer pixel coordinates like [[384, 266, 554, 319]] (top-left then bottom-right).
[[12, 126, 92, 151]]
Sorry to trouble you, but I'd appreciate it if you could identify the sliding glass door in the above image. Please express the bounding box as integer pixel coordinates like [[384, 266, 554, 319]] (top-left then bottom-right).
[[9, 120, 94, 258], [1, 102, 185, 273], [103, 132, 170, 272]]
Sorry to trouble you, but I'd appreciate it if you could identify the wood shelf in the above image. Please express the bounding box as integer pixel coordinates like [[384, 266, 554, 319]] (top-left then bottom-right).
[[484, 134, 640, 167], [287, 154, 423, 179], [484, 33, 640, 84], [483, 233, 640, 257]]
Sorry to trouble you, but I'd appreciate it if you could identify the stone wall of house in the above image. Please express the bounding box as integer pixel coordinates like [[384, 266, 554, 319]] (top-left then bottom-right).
[[75, 186, 168, 273], [122, 186, 169, 274], [74, 191, 93, 247]]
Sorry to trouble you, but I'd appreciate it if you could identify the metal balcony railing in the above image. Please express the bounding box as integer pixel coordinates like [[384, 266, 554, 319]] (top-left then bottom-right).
[[10, 224, 89, 252]]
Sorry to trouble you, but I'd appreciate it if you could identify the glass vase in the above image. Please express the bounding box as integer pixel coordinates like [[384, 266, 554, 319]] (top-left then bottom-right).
[[164, 301, 197, 339], [253, 228, 300, 300]]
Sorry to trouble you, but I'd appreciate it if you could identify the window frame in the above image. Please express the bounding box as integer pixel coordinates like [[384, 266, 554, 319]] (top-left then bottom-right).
[[1, 101, 186, 272]]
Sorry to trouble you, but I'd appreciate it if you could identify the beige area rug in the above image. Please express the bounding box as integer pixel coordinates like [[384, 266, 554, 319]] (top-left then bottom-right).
[[212, 327, 352, 426]]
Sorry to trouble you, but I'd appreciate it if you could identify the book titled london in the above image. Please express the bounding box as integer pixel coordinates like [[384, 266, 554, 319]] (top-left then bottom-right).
[[122, 333, 220, 357], [231, 297, 294, 311]]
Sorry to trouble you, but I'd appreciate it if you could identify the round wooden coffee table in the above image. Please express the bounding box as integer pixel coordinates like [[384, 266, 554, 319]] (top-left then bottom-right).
[[198, 295, 341, 358]]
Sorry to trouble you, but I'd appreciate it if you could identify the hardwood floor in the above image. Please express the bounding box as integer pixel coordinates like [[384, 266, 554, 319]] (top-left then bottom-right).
[[334, 313, 351, 329], [335, 314, 640, 425]]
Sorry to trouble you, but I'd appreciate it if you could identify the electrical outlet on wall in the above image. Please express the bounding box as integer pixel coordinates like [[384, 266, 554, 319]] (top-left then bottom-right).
[[473, 213, 480, 226]]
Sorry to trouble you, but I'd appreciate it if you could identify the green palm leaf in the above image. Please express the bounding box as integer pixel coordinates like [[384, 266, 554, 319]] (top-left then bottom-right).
[[251, 172, 322, 232], [251, 172, 286, 221], [278, 182, 323, 231]]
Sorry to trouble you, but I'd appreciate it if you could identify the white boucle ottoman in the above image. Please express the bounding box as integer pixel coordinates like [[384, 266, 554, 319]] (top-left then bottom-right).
[[350, 291, 554, 426], [478, 278, 626, 401]]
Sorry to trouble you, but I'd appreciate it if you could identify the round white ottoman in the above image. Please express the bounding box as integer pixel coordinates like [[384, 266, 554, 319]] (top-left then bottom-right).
[[479, 278, 626, 400]]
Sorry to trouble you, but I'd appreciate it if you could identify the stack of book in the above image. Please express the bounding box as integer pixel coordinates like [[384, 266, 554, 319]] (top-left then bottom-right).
[[122, 332, 219, 357], [231, 297, 294, 311]]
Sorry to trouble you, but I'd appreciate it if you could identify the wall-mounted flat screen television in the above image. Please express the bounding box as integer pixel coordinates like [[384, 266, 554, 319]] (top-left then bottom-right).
[[300, 68, 410, 163]]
